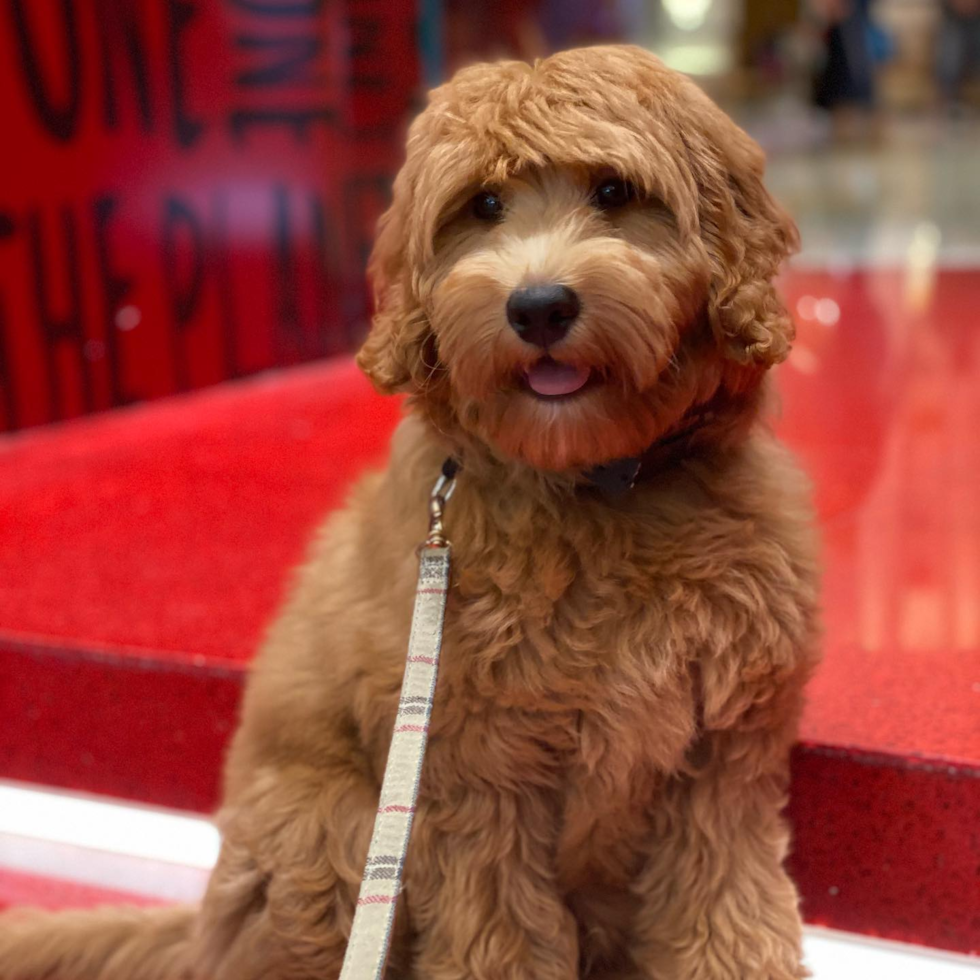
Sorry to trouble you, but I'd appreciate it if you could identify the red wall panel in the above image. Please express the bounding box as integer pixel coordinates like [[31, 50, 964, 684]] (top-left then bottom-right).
[[0, 0, 418, 431]]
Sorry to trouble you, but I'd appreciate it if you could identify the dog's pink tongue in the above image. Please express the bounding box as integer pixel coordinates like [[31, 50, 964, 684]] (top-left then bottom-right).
[[525, 360, 590, 397]]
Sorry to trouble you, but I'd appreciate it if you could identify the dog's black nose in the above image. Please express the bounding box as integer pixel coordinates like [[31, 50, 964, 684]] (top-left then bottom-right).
[[506, 284, 580, 348]]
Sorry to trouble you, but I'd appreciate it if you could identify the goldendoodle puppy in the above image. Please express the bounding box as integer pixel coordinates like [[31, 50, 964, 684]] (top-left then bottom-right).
[[0, 44, 820, 980]]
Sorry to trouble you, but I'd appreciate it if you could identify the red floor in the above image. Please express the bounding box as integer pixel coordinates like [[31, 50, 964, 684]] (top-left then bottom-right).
[[0, 869, 160, 914], [1, 269, 979, 952], [0, 359, 402, 810], [778, 268, 980, 766], [776, 268, 980, 951]]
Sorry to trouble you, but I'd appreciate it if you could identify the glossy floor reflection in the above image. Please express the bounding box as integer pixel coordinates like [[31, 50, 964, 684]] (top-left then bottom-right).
[[777, 265, 980, 762], [764, 118, 980, 948], [763, 117, 980, 269]]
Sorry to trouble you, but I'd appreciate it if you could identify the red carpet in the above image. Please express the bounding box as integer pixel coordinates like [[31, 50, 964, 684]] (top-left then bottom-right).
[[1, 270, 979, 953], [0, 359, 401, 809]]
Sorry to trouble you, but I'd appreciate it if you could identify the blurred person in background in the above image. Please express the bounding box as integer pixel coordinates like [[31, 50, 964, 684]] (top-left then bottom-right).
[[811, 0, 890, 140], [937, 0, 980, 114]]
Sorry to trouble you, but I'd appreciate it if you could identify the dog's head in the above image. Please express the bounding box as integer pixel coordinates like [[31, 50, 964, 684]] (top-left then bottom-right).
[[358, 45, 798, 472]]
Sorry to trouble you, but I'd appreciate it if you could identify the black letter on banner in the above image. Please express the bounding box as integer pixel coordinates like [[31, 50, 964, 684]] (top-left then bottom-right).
[[234, 34, 322, 88], [228, 0, 323, 15], [229, 106, 334, 142], [310, 193, 343, 354], [0, 214, 19, 430], [28, 207, 92, 420], [340, 174, 389, 340], [348, 16, 380, 59], [93, 196, 138, 406], [161, 197, 204, 390], [166, 0, 204, 147], [273, 185, 303, 363], [9, 0, 82, 141], [97, 0, 154, 131], [213, 193, 240, 380]]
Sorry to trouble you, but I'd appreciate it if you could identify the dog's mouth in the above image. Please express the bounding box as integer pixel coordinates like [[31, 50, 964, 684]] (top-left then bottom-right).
[[522, 358, 593, 399]]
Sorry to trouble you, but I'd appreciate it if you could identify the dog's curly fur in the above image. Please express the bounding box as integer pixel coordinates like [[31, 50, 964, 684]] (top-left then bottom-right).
[[0, 45, 820, 980]]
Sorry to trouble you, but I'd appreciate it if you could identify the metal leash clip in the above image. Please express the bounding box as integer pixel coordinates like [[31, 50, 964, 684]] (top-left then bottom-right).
[[423, 458, 458, 549]]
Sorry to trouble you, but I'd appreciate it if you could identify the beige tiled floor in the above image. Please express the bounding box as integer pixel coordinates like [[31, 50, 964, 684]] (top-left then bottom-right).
[[746, 107, 980, 267]]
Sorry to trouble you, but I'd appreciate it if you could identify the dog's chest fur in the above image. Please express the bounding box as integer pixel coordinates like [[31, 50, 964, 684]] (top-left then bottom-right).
[[415, 448, 807, 889]]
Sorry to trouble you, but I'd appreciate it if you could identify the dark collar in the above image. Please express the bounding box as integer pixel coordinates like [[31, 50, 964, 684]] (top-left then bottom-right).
[[581, 455, 645, 497], [443, 388, 748, 500], [582, 390, 736, 498], [582, 430, 703, 498]]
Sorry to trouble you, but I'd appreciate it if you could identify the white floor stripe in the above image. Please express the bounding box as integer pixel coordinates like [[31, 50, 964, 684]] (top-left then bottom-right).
[[0, 781, 220, 869], [0, 833, 210, 904], [805, 926, 980, 978]]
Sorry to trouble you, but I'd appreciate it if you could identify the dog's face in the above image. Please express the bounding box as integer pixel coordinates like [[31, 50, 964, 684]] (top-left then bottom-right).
[[359, 46, 798, 472], [423, 165, 712, 471]]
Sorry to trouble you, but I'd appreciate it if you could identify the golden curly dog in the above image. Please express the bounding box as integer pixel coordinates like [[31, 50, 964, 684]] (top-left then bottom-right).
[[0, 45, 820, 980]]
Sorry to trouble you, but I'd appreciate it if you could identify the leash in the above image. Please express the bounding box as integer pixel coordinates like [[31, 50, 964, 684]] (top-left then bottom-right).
[[336, 418, 709, 976], [339, 458, 457, 980]]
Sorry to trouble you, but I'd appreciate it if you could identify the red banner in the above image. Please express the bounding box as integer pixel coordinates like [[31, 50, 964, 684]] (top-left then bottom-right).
[[0, 0, 418, 431]]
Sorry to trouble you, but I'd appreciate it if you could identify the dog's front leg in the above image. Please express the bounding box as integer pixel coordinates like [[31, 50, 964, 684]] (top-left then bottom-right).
[[630, 696, 808, 980], [407, 784, 579, 980], [189, 759, 412, 980]]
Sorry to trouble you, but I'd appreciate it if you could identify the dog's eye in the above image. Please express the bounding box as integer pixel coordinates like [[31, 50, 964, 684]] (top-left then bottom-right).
[[592, 179, 635, 211], [472, 191, 504, 221]]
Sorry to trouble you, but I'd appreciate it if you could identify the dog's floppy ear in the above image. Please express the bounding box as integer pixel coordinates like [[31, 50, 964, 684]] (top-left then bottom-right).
[[687, 103, 799, 368], [356, 169, 431, 394]]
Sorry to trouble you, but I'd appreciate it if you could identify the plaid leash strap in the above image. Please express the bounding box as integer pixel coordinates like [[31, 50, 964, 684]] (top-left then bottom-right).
[[338, 472, 454, 980]]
